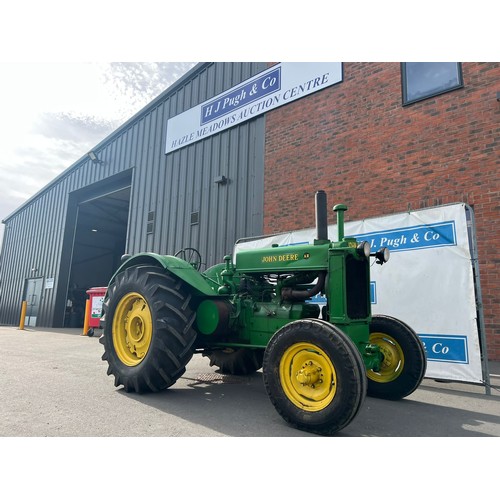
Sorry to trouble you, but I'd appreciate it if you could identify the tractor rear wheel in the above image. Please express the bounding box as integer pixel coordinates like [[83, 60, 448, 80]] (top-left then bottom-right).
[[100, 265, 196, 393], [367, 315, 427, 400], [204, 348, 264, 375], [263, 319, 366, 436]]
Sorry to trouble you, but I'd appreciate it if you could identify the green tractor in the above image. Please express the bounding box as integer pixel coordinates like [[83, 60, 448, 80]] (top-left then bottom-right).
[[100, 191, 426, 435]]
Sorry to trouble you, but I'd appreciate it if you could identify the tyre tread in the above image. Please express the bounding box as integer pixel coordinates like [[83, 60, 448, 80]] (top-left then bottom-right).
[[100, 266, 196, 393]]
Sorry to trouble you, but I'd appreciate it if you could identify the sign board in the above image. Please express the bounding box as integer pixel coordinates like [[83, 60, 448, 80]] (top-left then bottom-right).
[[44, 277, 54, 289], [234, 204, 484, 384], [165, 62, 343, 153], [91, 295, 104, 319]]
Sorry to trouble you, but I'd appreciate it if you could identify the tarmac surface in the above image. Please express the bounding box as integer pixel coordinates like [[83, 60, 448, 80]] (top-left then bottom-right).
[[1, 325, 499, 438], [1, 325, 497, 499]]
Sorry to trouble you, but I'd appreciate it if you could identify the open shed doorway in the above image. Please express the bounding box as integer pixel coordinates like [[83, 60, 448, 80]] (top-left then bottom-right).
[[64, 187, 130, 327]]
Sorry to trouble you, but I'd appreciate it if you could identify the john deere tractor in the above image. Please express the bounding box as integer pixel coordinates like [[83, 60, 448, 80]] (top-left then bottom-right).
[[100, 191, 426, 435]]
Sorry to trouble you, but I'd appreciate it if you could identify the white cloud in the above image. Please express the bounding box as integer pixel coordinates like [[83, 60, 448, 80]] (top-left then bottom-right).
[[0, 61, 196, 243]]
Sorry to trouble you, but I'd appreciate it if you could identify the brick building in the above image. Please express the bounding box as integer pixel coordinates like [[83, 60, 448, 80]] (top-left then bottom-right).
[[264, 62, 499, 360]]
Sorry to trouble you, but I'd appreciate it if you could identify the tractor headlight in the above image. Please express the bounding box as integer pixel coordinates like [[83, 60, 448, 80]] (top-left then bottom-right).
[[357, 241, 371, 258], [375, 247, 390, 265]]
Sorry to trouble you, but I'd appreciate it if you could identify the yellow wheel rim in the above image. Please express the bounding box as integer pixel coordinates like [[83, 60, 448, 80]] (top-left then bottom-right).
[[112, 292, 153, 366], [279, 342, 337, 412], [367, 333, 405, 383]]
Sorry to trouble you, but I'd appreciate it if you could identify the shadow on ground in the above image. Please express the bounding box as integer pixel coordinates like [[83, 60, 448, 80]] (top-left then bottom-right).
[[117, 367, 500, 437]]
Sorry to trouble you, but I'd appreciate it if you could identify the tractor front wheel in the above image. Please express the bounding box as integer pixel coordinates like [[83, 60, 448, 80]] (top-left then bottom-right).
[[100, 265, 196, 393], [367, 315, 427, 400], [263, 319, 366, 435]]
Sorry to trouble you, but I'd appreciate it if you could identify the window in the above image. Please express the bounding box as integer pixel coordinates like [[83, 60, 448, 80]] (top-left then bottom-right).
[[190, 211, 199, 225], [401, 62, 463, 105], [146, 211, 155, 234]]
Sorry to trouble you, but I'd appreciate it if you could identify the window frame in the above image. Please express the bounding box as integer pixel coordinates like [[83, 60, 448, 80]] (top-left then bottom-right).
[[401, 62, 464, 106]]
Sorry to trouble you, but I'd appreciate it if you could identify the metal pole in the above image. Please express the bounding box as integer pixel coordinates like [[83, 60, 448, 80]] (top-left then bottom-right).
[[19, 300, 27, 330], [82, 299, 90, 336], [465, 205, 491, 395]]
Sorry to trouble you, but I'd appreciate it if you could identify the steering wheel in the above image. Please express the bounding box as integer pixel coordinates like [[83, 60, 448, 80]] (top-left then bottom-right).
[[174, 247, 203, 271]]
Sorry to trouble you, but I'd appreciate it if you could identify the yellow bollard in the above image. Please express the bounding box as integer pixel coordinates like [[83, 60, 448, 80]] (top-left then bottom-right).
[[19, 300, 27, 330], [82, 299, 90, 336]]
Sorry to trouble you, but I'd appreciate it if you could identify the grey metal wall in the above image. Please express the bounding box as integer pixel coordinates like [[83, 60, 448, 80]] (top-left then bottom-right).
[[0, 62, 267, 327]]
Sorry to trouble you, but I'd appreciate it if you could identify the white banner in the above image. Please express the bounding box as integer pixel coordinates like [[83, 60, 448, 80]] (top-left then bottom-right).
[[165, 62, 342, 153], [235, 204, 483, 383]]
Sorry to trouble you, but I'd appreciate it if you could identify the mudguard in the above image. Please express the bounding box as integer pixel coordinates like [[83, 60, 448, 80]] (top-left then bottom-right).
[[107, 252, 218, 296]]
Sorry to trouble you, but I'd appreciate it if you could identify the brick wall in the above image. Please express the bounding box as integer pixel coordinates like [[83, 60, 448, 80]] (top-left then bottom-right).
[[263, 62, 500, 361]]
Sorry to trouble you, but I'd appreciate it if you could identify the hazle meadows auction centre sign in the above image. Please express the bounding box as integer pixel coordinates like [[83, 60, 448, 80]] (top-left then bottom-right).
[[165, 62, 343, 153]]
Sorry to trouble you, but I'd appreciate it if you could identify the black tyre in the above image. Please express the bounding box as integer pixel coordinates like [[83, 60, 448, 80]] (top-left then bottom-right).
[[263, 319, 366, 436], [204, 348, 264, 375], [99, 265, 196, 393], [367, 315, 427, 400]]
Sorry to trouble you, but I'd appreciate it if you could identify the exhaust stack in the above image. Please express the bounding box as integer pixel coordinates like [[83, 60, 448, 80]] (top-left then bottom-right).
[[315, 190, 328, 242]]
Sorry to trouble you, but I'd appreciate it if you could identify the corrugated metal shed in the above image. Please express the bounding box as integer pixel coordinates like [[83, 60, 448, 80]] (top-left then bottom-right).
[[0, 62, 267, 327]]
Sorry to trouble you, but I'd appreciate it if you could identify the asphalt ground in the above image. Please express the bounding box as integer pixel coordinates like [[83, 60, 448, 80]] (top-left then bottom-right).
[[1, 325, 498, 438], [1, 325, 498, 498]]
